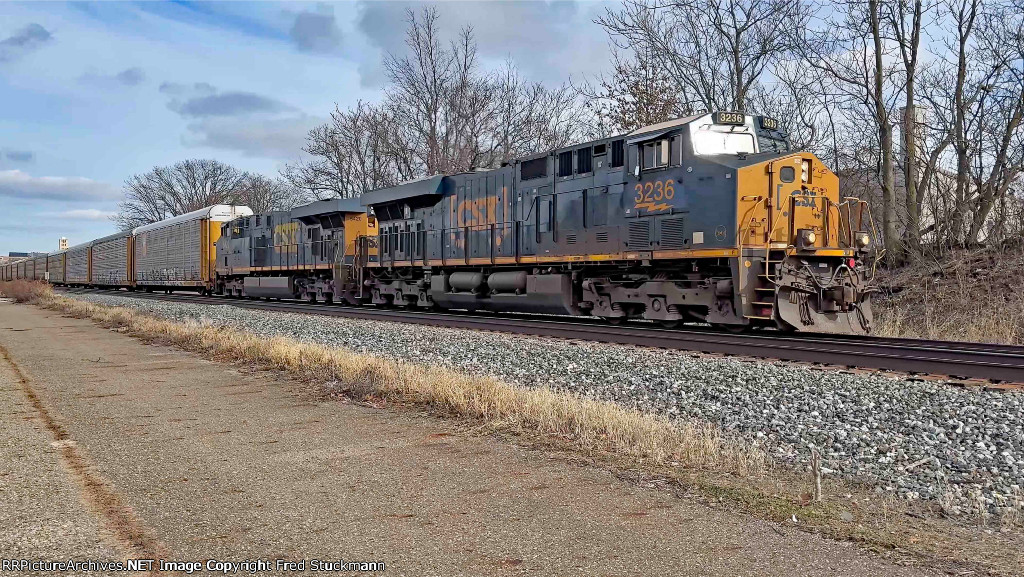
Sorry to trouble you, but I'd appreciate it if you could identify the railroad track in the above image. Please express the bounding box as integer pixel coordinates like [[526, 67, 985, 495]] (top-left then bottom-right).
[[56, 287, 1024, 388]]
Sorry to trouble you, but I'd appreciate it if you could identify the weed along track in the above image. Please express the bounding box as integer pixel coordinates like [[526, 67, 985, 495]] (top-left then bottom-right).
[[58, 286, 1024, 386], [40, 292, 764, 475]]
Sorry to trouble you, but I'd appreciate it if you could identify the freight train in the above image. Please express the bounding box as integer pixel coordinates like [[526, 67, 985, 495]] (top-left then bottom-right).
[[2, 113, 876, 334], [3, 205, 253, 295]]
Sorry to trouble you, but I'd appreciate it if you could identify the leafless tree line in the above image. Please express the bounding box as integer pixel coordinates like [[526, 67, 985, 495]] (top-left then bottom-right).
[[593, 0, 1024, 261], [115, 159, 306, 230], [282, 7, 594, 200], [116, 0, 1021, 263]]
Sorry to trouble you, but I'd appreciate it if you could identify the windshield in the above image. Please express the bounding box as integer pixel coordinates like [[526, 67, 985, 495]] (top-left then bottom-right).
[[691, 124, 756, 155], [757, 133, 790, 153]]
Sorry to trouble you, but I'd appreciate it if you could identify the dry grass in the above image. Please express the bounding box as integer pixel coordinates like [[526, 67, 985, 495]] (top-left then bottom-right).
[[874, 247, 1024, 344], [17, 290, 1024, 575], [37, 292, 764, 477], [0, 280, 54, 303]]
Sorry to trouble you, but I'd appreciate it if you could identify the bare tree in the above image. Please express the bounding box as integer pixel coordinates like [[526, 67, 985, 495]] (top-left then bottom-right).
[[238, 174, 308, 214], [914, 0, 1024, 247], [383, 7, 503, 175], [888, 0, 928, 255], [283, 101, 410, 200], [115, 160, 300, 229], [793, 0, 903, 260], [579, 48, 689, 133], [486, 62, 596, 162], [115, 159, 249, 230], [287, 8, 593, 200], [964, 3, 1024, 244], [598, 0, 808, 113], [115, 172, 167, 231]]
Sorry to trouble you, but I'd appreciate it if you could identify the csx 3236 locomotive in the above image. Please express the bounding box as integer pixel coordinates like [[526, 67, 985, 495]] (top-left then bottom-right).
[[344, 112, 875, 334], [6, 113, 875, 335]]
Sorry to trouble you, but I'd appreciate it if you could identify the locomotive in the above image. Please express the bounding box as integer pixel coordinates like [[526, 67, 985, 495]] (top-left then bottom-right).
[[356, 112, 874, 334], [215, 112, 874, 334], [4, 113, 875, 335]]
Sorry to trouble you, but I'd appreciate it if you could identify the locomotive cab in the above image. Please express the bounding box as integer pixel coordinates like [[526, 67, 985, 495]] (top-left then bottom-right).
[[624, 112, 874, 333]]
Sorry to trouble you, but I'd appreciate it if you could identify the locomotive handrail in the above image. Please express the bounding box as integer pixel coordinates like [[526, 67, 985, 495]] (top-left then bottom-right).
[[737, 195, 767, 246], [760, 190, 806, 286]]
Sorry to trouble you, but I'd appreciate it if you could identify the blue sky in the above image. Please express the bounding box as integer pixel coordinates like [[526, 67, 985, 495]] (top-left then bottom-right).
[[0, 1, 611, 254]]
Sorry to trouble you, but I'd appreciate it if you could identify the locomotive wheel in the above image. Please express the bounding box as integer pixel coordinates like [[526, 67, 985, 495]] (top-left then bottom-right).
[[659, 319, 680, 329], [324, 294, 334, 305], [605, 317, 626, 326]]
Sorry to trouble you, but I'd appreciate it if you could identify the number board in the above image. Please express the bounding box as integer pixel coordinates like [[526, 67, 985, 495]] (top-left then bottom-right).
[[713, 111, 745, 126], [759, 116, 780, 131]]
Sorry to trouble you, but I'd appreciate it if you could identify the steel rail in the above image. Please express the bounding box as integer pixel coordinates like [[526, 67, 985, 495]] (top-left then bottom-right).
[[56, 287, 1024, 385]]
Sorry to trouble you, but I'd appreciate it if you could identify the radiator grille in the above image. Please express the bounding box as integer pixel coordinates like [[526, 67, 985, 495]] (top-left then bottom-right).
[[595, 231, 609, 243], [565, 234, 577, 245], [660, 218, 687, 249], [627, 220, 651, 247]]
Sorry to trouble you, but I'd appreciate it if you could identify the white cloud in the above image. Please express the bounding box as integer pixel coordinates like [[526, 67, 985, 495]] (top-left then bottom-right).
[[354, 1, 612, 88], [0, 169, 119, 201], [51, 208, 116, 221], [182, 114, 323, 160]]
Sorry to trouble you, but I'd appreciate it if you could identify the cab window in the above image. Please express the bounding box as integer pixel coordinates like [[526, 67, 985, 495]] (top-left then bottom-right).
[[641, 139, 671, 171]]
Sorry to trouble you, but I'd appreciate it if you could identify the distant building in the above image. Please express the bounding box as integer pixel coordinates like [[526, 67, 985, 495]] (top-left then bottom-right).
[[59, 237, 68, 250]]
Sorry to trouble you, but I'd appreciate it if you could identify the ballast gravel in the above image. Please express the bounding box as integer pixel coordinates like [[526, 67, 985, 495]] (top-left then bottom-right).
[[67, 292, 1024, 518]]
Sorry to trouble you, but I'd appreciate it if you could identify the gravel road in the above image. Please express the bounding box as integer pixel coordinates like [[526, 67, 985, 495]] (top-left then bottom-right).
[[66, 292, 1024, 519]]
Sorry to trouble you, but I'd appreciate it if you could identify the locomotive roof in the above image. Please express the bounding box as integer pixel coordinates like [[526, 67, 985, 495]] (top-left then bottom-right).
[[360, 174, 445, 207], [701, 149, 798, 168], [290, 197, 365, 222], [625, 114, 705, 144]]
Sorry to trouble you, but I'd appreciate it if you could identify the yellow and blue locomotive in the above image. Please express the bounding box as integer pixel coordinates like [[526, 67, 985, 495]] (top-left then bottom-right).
[[353, 113, 875, 334]]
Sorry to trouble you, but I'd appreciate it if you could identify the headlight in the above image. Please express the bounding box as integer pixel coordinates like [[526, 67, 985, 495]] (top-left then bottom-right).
[[797, 228, 816, 248], [855, 231, 870, 248]]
